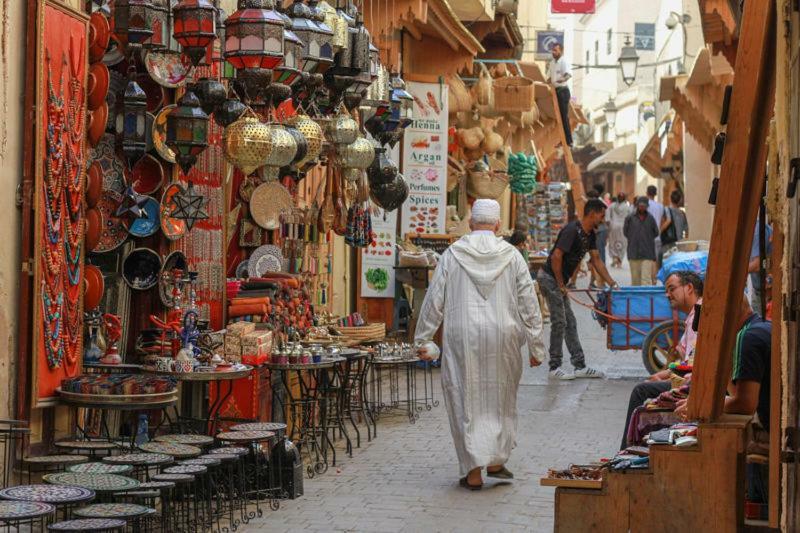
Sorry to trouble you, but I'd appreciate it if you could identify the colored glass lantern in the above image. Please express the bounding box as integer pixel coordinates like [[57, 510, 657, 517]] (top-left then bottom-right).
[[273, 29, 303, 86], [224, 0, 285, 70], [142, 0, 170, 50], [391, 74, 414, 126], [173, 0, 218, 67], [166, 91, 210, 175], [288, 0, 332, 74], [117, 74, 148, 163], [114, 0, 156, 48], [315, 1, 347, 52]]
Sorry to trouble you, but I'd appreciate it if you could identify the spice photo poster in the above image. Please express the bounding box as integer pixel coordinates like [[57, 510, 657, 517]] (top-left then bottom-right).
[[360, 207, 398, 298], [401, 81, 448, 236]]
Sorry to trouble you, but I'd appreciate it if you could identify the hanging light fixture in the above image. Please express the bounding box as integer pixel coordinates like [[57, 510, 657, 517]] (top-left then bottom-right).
[[224, 0, 285, 70], [273, 28, 303, 86], [142, 0, 171, 50], [166, 91, 210, 175], [223, 111, 273, 176], [307, 0, 335, 71], [391, 74, 415, 128], [117, 72, 149, 164], [288, 0, 332, 74], [114, 0, 156, 49], [172, 0, 218, 67], [618, 36, 639, 87], [603, 97, 618, 129]]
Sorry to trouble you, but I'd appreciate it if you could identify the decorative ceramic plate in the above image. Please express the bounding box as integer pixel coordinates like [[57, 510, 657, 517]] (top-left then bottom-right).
[[130, 154, 164, 195], [93, 193, 130, 253], [49, 518, 127, 531], [179, 457, 220, 467], [121, 248, 162, 290], [86, 162, 103, 208], [138, 442, 200, 459], [85, 208, 103, 252], [144, 51, 192, 89], [209, 447, 248, 456], [88, 13, 111, 64], [253, 254, 282, 277], [248, 245, 285, 279], [74, 503, 151, 519], [162, 465, 207, 475], [127, 197, 161, 238], [42, 473, 140, 493], [154, 434, 215, 446], [0, 484, 95, 504], [151, 473, 194, 483], [234, 259, 249, 279], [160, 183, 187, 241], [0, 501, 55, 520], [230, 422, 287, 432], [250, 182, 292, 230], [89, 134, 126, 195], [87, 63, 109, 111], [215, 431, 275, 442], [67, 463, 133, 475], [83, 265, 105, 311], [102, 453, 172, 466], [152, 105, 177, 164], [22, 455, 89, 465], [54, 440, 119, 451], [135, 481, 176, 490]]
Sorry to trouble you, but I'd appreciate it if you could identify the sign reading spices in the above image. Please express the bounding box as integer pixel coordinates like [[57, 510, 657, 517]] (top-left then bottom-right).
[[360, 207, 398, 298], [401, 81, 448, 236]]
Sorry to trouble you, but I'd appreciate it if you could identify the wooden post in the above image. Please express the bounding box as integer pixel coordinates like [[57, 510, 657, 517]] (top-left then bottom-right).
[[549, 87, 586, 216], [769, 225, 783, 527], [687, 0, 776, 421]]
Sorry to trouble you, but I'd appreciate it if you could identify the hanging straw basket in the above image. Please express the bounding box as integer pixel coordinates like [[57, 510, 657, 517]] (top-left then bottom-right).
[[493, 77, 535, 113], [467, 164, 508, 200], [447, 156, 465, 193], [447, 75, 473, 115]]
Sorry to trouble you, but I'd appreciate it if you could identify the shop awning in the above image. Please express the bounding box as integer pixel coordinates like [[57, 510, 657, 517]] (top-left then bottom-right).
[[640, 112, 684, 179], [587, 143, 637, 172]]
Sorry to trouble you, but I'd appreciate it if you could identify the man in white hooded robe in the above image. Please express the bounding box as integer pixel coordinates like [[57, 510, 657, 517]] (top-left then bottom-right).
[[415, 199, 546, 489]]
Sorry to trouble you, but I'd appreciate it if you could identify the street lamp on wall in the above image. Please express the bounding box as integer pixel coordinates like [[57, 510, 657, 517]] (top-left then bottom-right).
[[618, 36, 639, 86], [603, 97, 618, 129]]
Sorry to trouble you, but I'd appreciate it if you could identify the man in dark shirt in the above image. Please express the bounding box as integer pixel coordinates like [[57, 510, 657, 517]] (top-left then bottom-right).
[[624, 197, 660, 286], [538, 199, 618, 380]]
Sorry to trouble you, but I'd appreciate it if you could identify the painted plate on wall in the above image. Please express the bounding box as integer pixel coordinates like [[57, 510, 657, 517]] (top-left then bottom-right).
[[90, 134, 127, 195], [93, 193, 129, 253], [127, 197, 160, 238], [145, 51, 193, 89], [152, 105, 177, 164]]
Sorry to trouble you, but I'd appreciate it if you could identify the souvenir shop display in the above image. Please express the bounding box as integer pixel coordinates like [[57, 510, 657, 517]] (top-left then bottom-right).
[[526, 182, 568, 253]]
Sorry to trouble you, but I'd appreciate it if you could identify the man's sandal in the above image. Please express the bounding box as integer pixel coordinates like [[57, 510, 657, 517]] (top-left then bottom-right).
[[459, 477, 483, 491], [486, 466, 514, 480]]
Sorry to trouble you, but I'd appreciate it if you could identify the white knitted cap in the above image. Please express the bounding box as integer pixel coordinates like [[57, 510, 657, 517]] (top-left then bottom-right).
[[471, 199, 501, 222]]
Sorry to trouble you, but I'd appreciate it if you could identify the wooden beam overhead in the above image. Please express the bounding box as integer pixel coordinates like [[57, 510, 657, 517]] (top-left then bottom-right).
[[687, 0, 776, 422]]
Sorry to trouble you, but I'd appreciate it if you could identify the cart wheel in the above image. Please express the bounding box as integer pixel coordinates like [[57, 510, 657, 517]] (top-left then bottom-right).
[[306, 465, 315, 479], [641, 319, 685, 374]]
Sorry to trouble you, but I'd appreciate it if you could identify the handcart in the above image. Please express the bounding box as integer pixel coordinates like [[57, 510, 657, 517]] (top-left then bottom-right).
[[568, 287, 685, 374]]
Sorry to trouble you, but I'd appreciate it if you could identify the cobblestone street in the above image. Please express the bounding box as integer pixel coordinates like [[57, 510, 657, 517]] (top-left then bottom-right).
[[243, 265, 648, 532]]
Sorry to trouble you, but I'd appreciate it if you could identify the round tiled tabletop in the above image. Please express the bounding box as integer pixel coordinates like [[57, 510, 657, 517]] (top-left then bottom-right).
[[229, 422, 287, 432], [208, 447, 248, 456], [151, 473, 194, 484], [102, 453, 172, 466], [180, 457, 221, 467], [54, 441, 119, 451], [23, 455, 89, 466], [137, 442, 201, 459], [0, 484, 95, 504], [136, 481, 175, 490], [48, 518, 127, 531], [215, 430, 274, 442], [153, 434, 215, 446], [73, 503, 152, 519], [200, 453, 237, 462], [163, 465, 207, 475], [43, 473, 140, 494], [0, 500, 56, 521], [67, 464, 133, 475]]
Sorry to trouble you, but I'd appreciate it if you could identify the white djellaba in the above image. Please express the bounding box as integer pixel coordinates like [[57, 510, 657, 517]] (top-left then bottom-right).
[[414, 199, 546, 477]]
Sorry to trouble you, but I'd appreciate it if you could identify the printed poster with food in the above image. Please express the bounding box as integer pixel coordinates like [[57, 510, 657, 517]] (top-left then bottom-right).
[[361, 207, 397, 298], [401, 81, 448, 236]]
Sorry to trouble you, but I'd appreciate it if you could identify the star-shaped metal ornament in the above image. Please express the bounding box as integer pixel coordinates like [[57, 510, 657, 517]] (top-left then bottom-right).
[[115, 185, 150, 219], [169, 181, 209, 231]]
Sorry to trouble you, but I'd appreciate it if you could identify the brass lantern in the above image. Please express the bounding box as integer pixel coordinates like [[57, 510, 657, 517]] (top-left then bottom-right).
[[338, 136, 375, 181], [223, 111, 273, 176], [260, 124, 298, 182], [117, 74, 148, 163], [166, 91, 210, 175], [172, 0, 218, 67], [114, 0, 156, 49], [326, 112, 358, 146], [286, 114, 323, 169], [315, 1, 347, 52]]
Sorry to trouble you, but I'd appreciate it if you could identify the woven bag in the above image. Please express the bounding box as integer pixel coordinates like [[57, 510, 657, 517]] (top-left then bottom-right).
[[493, 77, 535, 113]]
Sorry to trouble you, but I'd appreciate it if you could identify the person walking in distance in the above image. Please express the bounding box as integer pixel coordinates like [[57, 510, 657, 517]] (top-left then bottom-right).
[[414, 199, 546, 490], [624, 197, 660, 286], [549, 43, 573, 146], [538, 199, 619, 380], [608, 193, 631, 268]]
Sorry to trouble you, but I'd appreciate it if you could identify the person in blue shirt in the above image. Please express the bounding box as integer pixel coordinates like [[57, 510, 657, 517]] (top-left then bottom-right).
[[748, 220, 773, 317]]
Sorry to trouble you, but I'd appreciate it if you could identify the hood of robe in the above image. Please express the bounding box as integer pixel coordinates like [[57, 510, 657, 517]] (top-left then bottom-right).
[[448, 233, 518, 300]]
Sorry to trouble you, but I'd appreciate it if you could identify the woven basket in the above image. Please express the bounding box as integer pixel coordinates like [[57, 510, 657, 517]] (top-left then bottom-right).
[[467, 169, 508, 200], [493, 77, 535, 113], [336, 322, 386, 341]]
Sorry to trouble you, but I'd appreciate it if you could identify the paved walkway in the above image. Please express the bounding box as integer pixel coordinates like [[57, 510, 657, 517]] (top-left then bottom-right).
[[242, 263, 651, 532]]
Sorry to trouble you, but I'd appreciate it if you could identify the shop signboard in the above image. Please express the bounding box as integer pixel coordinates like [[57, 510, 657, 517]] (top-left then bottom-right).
[[360, 207, 398, 298], [551, 0, 596, 14], [401, 81, 448, 237], [536, 31, 565, 54], [635, 23, 656, 51]]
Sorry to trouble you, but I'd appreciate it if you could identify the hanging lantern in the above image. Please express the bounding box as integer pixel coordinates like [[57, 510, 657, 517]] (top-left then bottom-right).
[[316, 1, 347, 52], [284, 126, 308, 168], [338, 136, 375, 181], [370, 173, 408, 212], [173, 0, 218, 67], [214, 96, 247, 127], [391, 74, 415, 129], [114, 0, 156, 49], [286, 114, 322, 168], [326, 112, 358, 146], [224, 0, 285, 70], [117, 73, 149, 164], [142, 0, 171, 50], [223, 111, 273, 176], [307, 0, 335, 71], [273, 29, 303, 86], [192, 77, 228, 115], [166, 91, 210, 175], [260, 124, 298, 181], [350, 18, 371, 74], [288, 0, 332, 74]]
